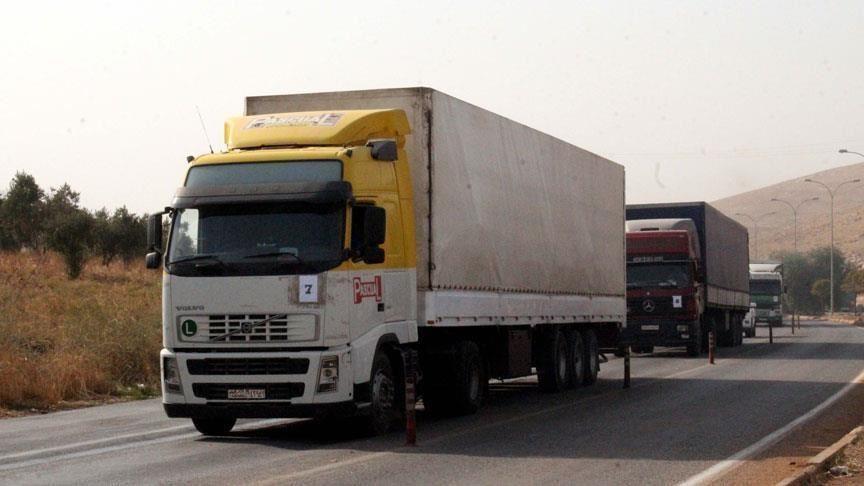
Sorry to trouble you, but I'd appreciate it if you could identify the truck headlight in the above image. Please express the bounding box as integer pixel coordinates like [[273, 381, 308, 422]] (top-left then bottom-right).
[[163, 357, 182, 393], [317, 356, 339, 393]]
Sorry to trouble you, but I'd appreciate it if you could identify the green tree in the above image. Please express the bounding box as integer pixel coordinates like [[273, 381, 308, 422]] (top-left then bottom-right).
[[842, 268, 864, 295], [811, 278, 831, 312], [93, 208, 121, 265], [772, 247, 853, 314], [43, 183, 94, 278], [46, 209, 93, 278], [0, 172, 44, 250]]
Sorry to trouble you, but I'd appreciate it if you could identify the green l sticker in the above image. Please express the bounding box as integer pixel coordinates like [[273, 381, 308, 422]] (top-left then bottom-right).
[[181, 319, 198, 337]]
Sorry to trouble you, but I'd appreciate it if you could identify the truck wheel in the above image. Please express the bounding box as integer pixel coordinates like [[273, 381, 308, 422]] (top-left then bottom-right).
[[734, 318, 744, 346], [451, 341, 485, 414], [422, 341, 485, 416], [538, 328, 571, 392], [191, 417, 236, 436], [568, 330, 586, 388], [581, 329, 600, 386], [687, 321, 702, 356], [363, 353, 398, 435]]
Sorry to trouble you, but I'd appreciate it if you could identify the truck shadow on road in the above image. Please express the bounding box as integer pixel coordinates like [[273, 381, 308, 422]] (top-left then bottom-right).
[[198, 373, 864, 464]]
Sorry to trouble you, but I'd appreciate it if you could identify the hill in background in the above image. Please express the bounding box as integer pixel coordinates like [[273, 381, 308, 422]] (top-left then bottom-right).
[[712, 161, 864, 267]]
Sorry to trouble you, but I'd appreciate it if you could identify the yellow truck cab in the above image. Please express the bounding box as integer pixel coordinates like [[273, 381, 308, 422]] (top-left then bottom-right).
[[147, 88, 626, 436]]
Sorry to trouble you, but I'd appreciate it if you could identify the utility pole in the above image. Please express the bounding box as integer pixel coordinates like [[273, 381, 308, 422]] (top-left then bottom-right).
[[735, 211, 776, 261], [770, 196, 819, 252], [804, 177, 860, 315]]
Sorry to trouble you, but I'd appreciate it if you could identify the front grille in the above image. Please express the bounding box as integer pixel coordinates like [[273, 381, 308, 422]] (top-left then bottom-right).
[[192, 383, 305, 400], [628, 297, 686, 317], [206, 314, 317, 342], [187, 358, 310, 375]]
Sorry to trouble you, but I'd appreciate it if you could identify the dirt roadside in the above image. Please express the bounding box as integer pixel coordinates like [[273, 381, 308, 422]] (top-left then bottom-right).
[[712, 320, 864, 485]]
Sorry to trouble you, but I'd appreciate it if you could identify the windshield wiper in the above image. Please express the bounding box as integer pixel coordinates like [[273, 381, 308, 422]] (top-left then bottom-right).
[[242, 251, 304, 264], [168, 254, 225, 266]]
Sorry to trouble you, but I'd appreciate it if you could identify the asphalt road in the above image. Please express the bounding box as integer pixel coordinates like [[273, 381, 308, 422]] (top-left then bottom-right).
[[1, 320, 863, 486]]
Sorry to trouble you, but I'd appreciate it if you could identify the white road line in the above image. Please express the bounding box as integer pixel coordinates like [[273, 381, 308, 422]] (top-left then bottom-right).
[[0, 424, 193, 463], [0, 418, 293, 472], [676, 367, 864, 486]]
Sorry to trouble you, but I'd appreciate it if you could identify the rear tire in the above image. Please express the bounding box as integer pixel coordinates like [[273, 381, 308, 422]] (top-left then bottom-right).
[[582, 329, 600, 385], [192, 417, 236, 436], [422, 341, 485, 416], [538, 327, 571, 392], [567, 330, 586, 388]]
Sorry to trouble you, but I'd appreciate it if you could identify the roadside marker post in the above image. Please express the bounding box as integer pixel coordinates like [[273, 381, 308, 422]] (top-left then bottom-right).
[[708, 331, 716, 364], [403, 349, 418, 446], [769, 320, 774, 344], [623, 347, 631, 389]]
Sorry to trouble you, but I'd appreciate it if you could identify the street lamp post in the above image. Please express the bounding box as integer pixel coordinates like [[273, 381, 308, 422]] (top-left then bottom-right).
[[804, 177, 861, 315], [735, 211, 776, 261], [839, 149, 864, 159], [769, 196, 819, 252]]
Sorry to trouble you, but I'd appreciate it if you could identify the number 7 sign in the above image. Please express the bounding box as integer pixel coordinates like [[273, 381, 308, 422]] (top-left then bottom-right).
[[298, 275, 318, 303]]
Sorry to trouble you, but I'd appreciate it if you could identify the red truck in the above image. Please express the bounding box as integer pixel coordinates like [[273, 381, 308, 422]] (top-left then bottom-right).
[[622, 203, 750, 356]]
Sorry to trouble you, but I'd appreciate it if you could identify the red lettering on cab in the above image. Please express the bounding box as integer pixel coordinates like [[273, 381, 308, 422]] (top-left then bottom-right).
[[353, 276, 382, 304]]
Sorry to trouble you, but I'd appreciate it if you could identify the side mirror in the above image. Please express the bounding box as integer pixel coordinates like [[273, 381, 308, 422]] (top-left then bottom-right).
[[145, 251, 162, 269], [147, 212, 164, 252], [351, 205, 386, 264]]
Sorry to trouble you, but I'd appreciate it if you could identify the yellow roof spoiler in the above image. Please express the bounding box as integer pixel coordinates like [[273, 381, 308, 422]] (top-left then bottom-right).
[[224, 109, 410, 150]]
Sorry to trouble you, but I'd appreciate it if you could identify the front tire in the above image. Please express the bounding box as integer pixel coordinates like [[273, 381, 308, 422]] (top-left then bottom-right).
[[363, 353, 399, 435], [192, 417, 236, 436]]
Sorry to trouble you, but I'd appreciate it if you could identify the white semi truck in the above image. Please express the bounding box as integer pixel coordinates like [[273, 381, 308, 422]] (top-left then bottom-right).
[[146, 88, 626, 435]]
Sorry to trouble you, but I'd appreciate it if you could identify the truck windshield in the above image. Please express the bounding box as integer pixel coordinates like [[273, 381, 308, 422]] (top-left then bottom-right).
[[627, 263, 691, 288], [167, 202, 345, 276], [750, 280, 781, 295]]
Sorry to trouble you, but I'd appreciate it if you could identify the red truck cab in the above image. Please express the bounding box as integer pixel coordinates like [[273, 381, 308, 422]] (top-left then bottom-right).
[[623, 220, 704, 356]]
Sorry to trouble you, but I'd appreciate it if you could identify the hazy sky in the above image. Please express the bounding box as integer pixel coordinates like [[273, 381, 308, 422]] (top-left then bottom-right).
[[1, 1, 862, 214]]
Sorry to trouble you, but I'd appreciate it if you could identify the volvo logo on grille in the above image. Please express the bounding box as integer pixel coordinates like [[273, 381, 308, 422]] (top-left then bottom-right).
[[240, 322, 254, 334], [642, 299, 656, 313]]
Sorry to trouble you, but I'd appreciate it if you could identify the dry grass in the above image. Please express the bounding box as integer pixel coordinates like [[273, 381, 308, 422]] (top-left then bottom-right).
[[0, 252, 161, 412]]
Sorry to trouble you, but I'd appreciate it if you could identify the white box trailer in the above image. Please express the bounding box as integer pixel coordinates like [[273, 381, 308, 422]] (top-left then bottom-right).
[[247, 88, 626, 325], [154, 87, 626, 436]]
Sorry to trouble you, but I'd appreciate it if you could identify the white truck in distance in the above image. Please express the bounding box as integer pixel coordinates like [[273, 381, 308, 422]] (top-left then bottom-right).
[[146, 88, 626, 435]]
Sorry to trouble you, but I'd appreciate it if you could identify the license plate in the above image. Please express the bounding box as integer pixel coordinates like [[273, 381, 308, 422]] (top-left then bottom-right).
[[227, 388, 265, 400], [641, 324, 660, 331]]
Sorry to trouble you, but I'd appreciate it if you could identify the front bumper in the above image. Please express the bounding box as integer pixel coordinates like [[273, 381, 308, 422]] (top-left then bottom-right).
[[161, 347, 353, 409], [620, 319, 699, 347], [164, 401, 357, 419]]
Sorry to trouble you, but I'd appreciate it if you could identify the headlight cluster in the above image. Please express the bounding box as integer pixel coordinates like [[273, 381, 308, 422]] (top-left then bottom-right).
[[317, 356, 339, 393], [163, 357, 182, 393]]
